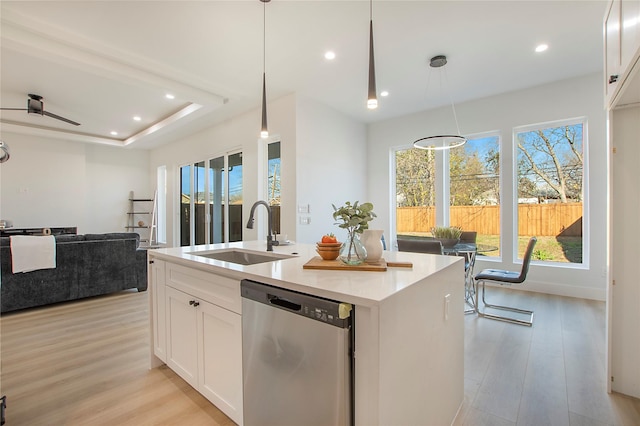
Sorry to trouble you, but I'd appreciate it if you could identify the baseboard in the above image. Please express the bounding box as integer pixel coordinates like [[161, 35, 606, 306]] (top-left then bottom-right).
[[484, 279, 606, 301]]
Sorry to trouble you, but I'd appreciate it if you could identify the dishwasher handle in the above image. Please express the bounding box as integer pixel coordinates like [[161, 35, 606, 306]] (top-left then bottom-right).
[[267, 294, 302, 312]]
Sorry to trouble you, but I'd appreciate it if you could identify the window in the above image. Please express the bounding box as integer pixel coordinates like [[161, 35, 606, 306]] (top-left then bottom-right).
[[392, 119, 586, 268], [156, 165, 167, 244], [449, 134, 501, 257], [179, 151, 243, 246], [515, 120, 584, 264], [194, 160, 206, 245], [227, 152, 243, 242], [267, 141, 281, 234], [395, 148, 437, 238], [180, 164, 191, 246], [209, 156, 225, 243], [394, 135, 501, 253]]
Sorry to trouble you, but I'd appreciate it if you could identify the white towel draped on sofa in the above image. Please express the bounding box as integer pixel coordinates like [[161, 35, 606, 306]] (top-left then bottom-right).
[[10, 235, 57, 273]]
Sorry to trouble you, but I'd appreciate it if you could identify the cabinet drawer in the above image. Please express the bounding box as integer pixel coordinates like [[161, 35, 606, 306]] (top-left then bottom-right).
[[166, 262, 241, 314]]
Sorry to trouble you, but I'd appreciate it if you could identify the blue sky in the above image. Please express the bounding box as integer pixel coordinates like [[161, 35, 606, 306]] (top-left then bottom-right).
[[181, 164, 243, 200]]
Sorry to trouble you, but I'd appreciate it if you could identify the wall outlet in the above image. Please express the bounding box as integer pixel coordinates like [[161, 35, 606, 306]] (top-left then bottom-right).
[[299, 216, 311, 225], [298, 204, 310, 214]]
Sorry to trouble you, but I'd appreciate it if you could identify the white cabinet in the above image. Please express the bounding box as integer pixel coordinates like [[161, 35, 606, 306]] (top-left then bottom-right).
[[605, 0, 621, 104], [621, 0, 640, 72], [150, 259, 167, 362], [604, 0, 640, 107], [197, 297, 243, 423], [160, 261, 243, 425], [166, 286, 199, 388]]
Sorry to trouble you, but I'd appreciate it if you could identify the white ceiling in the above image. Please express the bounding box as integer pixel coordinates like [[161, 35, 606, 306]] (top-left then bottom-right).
[[0, 1, 607, 150]]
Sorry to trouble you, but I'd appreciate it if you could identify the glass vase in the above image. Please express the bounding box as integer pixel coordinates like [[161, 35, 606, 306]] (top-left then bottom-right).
[[339, 231, 367, 265]]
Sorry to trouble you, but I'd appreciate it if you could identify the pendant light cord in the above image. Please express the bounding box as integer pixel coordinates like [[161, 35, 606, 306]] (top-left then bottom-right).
[[443, 67, 463, 136], [426, 64, 463, 137], [263, 1, 266, 74]]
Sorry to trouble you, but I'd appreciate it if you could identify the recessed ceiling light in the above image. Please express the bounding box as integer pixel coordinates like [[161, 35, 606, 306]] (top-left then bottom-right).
[[535, 44, 548, 53], [380, 91, 389, 97], [133, 116, 141, 121], [110, 131, 118, 136], [324, 51, 336, 60], [165, 93, 175, 99]]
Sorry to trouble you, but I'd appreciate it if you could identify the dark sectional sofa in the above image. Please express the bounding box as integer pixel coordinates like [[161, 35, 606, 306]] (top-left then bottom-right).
[[0, 232, 147, 313]]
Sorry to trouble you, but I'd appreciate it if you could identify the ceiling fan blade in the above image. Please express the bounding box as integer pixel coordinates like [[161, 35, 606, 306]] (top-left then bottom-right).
[[42, 110, 81, 126], [0, 107, 28, 111]]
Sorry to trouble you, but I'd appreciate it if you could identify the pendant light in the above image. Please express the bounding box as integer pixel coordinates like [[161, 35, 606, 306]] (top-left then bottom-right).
[[367, 0, 378, 109], [260, 0, 270, 139], [413, 55, 466, 150]]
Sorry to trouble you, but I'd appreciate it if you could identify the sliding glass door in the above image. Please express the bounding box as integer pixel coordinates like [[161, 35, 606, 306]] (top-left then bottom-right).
[[179, 151, 243, 246]]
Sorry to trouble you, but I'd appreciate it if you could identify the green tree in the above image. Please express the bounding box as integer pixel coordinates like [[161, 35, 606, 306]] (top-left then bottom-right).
[[449, 144, 499, 206], [395, 149, 436, 207], [449, 148, 493, 206], [485, 148, 500, 204]]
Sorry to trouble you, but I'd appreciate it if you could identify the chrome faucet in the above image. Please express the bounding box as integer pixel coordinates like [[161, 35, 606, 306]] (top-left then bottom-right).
[[247, 200, 278, 251]]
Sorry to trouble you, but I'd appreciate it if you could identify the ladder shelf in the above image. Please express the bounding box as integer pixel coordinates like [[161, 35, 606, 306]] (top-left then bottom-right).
[[126, 190, 158, 248]]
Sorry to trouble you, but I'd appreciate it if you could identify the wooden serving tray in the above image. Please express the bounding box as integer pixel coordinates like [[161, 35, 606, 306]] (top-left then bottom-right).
[[303, 257, 413, 272]]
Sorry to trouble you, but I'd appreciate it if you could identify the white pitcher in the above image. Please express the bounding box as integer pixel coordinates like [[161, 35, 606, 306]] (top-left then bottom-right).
[[361, 229, 384, 263]]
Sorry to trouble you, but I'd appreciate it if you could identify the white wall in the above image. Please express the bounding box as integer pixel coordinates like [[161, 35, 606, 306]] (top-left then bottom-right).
[[150, 94, 298, 247], [149, 93, 368, 247], [294, 95, 367, 244], [367, 73, 608, 300], [0, 132, 150, 234]]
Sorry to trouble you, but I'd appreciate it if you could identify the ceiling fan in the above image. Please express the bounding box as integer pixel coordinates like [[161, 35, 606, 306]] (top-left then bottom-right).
[[0, 94, 80, 126]]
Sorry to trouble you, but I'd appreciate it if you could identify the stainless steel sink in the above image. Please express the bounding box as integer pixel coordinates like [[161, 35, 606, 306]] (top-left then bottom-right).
[[189, 249, 294, 265]]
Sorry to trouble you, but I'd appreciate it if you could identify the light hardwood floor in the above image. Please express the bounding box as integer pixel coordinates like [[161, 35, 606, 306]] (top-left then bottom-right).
[[1, 288, 639, 425]]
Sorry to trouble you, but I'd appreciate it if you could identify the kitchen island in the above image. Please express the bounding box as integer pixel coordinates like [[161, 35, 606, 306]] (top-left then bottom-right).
[[148, 240, 464, 426]]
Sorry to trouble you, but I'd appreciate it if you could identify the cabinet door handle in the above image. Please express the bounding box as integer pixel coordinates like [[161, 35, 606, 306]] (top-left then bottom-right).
[[609, 74, 619, 84], [149, 260, 154, 264], [189, 300, 200, 307]]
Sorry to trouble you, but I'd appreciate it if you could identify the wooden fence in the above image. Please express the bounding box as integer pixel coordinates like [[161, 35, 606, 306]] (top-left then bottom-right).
[[397, 203, 583, 237]]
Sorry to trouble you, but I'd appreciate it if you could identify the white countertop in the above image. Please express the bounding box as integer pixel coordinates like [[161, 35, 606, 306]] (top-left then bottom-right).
[[148, 240, 463, 307]]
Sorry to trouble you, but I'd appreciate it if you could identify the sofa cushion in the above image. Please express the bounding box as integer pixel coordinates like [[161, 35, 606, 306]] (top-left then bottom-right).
[[0, 241, 80, 311], [54, 234, 85, 243], [76, 238, 138, 298], [84, 232, 140, 248]]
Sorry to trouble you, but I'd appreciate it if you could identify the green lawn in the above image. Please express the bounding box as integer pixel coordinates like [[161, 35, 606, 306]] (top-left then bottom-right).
[[398, 233, 582, 263]]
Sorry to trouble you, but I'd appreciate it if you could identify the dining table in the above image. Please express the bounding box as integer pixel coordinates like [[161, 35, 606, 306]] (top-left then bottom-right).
[[443, 242, 498, 314]]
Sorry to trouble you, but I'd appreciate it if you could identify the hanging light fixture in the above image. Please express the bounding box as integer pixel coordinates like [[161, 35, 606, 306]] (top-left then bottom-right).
[[260, 0, 270, 139], [413, 55, 466, 150], [367, 0, 378, 109]]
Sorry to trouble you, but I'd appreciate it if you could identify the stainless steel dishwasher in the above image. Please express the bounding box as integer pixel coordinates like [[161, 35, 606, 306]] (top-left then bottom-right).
[[241, 279, 354, 426]]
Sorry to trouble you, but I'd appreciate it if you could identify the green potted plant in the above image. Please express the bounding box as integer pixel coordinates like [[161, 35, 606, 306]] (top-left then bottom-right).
[[431, 226, 463, 248], [332, 201, 376, 265]]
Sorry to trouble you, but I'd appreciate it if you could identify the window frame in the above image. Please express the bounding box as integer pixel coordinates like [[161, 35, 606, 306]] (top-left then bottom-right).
[[177, 148, 243, 246], [448, 131, 503, 260], [391, 131, 503, 259], [512, 117, 589, 268]]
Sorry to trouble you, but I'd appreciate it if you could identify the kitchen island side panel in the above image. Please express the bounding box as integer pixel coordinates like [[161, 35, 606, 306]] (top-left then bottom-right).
[[378, 260, 465, 425]]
